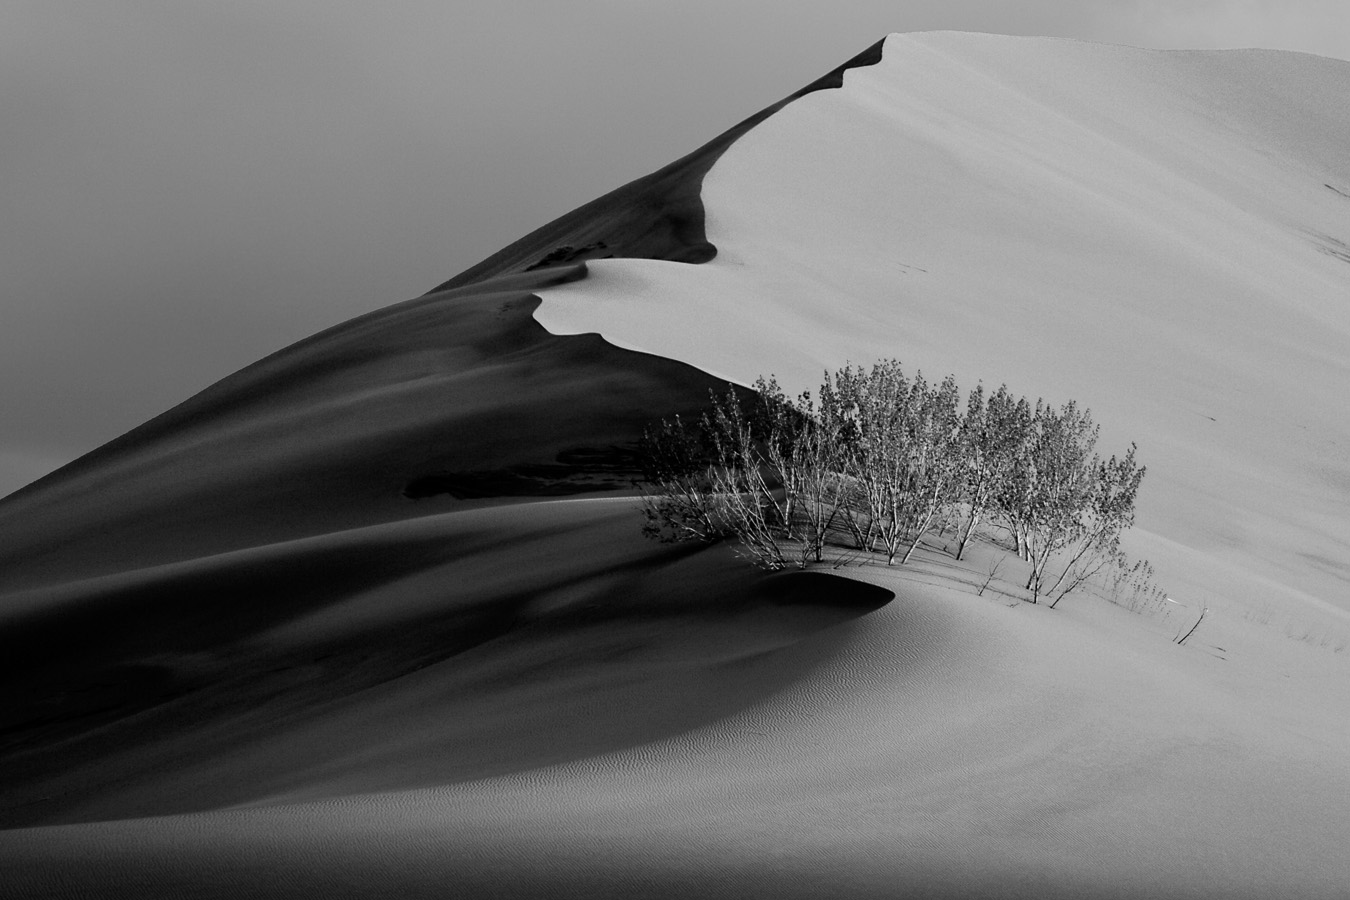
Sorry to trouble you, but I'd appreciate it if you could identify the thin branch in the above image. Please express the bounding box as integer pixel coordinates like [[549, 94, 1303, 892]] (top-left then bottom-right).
[[1175, 605, 1208, 646]]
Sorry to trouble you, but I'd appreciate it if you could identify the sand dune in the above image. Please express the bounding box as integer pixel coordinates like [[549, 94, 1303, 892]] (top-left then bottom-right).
[[7, 543, 1347, 897], [2, 32, 1349, 898], [0, 264, 767, 824], [536, 32, 1350, 624], [0, 267, 697, 581]]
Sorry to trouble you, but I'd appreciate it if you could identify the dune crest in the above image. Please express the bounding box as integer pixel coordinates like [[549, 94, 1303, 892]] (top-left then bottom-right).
[[2, 32, 1349, 898], [535, 31, 1350, 622], [0, 40, 894, 833]]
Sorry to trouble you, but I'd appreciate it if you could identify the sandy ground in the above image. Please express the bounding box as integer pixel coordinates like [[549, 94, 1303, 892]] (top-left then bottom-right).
[[2, 32, 1349, 899], [536, 32, 1350, 626], [5, 530, 1348, 897], [0, 264, 755, 827]]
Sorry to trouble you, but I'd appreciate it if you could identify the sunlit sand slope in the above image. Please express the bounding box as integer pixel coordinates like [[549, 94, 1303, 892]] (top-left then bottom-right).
[[537, 32, 1350, 621], [427, 40, 884, 291], [2, 31, 1349, 900]]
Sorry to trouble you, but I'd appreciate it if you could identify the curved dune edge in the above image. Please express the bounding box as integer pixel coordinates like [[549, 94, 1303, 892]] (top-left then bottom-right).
[[0, 266, 700, 585], [0, 498, 891, 829], [0, 38, 906, 832], [0, 259, 891, 833], [425, 39, 885, 291], [0, 257, 870, 828], [532, 32, 1350, 622], [4, 541, 1348, 897], [1, 31, 1348, 899]]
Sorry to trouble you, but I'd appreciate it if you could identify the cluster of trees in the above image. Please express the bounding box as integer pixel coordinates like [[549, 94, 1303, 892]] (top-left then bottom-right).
[[640, 362, 1148, 606]]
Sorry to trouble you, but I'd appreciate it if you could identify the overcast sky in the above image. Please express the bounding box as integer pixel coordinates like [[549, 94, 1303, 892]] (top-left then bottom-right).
[[3, 1, 1348, 497]]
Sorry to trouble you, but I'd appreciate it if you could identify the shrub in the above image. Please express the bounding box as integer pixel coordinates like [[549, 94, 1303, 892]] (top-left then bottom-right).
[[640, 361, 1150, 603], [639, 379, 848, 569]]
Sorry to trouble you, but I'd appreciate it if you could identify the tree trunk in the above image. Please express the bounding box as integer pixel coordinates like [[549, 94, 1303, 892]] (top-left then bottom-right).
[[899, 482, 947, 565], [955, 509, 981, 561]]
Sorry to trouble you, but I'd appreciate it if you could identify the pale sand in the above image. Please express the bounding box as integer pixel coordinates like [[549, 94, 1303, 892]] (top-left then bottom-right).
[[2, 32, 1349, 898], [5, 534, 1348, 897], [535, 33, 1350, 626]]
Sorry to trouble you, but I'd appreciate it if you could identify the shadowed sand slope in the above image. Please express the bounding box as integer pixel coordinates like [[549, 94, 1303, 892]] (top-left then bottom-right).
[[1, 262, 892, 827], [3, 31, 1350, 900], [0, 42, 890, 835], [0, 498, 890, 827], [4, 556, 1347, 899], [0, 267, 706, 587]]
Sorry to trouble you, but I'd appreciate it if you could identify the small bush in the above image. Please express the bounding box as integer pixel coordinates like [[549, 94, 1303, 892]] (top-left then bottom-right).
[[640, 361, 1155, 604]]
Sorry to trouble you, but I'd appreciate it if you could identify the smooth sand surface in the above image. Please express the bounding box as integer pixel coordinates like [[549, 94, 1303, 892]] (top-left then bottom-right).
[[0, 264, 765, 827], [5, 537, 1348, 897], [3, 32, 1349, 899], [536, 33, 1350, 626], [425, 39, 885, 293]]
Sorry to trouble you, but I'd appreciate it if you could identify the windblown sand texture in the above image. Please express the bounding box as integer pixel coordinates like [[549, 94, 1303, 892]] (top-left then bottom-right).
[[2, 32, 1349, 899]]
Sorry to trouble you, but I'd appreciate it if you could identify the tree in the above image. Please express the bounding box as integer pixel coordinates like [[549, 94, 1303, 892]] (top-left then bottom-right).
[[995, 400, 1146, 605], [820, 362, 961, 565], [1001, 400, 1097, 602], [1043, 444, 1146, 607], [892, 372, 962, 565], [952, 384, 1030, 561], [745, 377, 847, 564], [638, 414, 729, 544], [699, 381, 794, 569], [639, 378, 847, 570], [640, 363, 1148, 599], [820, 361, 908, 561]]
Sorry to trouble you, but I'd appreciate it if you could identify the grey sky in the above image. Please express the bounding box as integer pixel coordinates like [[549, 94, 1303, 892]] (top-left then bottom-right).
[[3, 1, 1348, 497]]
